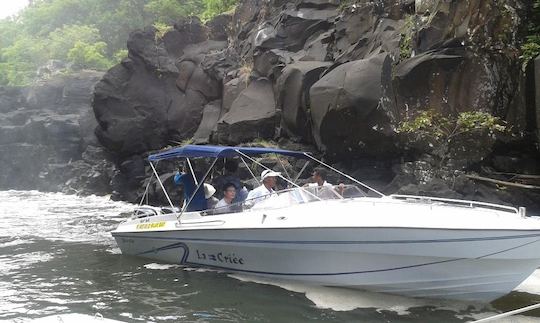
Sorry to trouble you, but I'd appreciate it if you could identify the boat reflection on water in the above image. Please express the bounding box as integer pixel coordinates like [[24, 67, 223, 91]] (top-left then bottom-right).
[[112, 145, 540, 302]]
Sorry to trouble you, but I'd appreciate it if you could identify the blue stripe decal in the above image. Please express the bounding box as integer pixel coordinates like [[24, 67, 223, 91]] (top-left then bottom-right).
[[113, 232, 540, 245], [134, 241, 467, 276]]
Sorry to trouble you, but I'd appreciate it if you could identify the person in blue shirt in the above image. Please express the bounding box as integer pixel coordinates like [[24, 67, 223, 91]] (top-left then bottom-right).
[[174, 168, 207, 212]]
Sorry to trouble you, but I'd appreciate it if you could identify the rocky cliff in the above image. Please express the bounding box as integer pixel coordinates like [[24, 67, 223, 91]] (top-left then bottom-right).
[[90, 0, 540, 211], [0, 68, 115, 195], [1, 0, 537, 212]]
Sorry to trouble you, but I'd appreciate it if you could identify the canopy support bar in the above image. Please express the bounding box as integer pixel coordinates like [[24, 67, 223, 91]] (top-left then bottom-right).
[[293, 160, 310, 184], [186, 158, 198, 186], [240, 156, 260, 185], [139, 171, 154, 206], [149, 161, 175, 209], [236, 150, 323, 201], [303, 153, 385, 197], [179, 157, 218, 219], [277, 157, 292, 181]]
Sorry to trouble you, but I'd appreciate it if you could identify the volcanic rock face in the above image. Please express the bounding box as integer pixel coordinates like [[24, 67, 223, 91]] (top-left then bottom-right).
[[215, 79, 277, 144], [87, 0, 538, 205], [310, 54, 396, 158], [92, 0, 530, 160], [0, 70, 114, 194], [277, 61, 331, 141], [93, 19, 226, 157]]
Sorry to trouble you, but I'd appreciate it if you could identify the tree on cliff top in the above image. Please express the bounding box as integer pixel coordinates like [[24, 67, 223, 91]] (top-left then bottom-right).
[[0, 0, 236, 86]]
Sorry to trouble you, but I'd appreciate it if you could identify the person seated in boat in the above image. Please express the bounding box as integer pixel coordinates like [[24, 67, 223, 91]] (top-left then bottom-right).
[[213, 182, 237, 214], [306, 167, 333, 187], [305, 167, 344, 198], [204, 183, 218, 209], [174, 167, 207, 212], [212, 159, 248, 203], [246, 170, 280, 204]]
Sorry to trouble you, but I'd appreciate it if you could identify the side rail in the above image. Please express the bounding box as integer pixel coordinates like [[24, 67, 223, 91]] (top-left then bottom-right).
[[390, 194, 520, 214]]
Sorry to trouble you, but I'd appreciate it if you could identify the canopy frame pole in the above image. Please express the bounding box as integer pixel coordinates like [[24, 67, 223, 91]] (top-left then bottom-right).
[[149, 161, 175, 209], [186, 158, 198, 186], [139, 171, 154, 206], [293, 160, 310, 184], [276, 156, 292, 181], [179, 157, 218, 219], [235, 150, 323, 201], [303, 153, 385, 197], [240, 156, 260, 185]]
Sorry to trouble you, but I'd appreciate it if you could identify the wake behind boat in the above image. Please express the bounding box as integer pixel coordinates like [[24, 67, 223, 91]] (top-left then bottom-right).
[[111, 145, 540, 302]]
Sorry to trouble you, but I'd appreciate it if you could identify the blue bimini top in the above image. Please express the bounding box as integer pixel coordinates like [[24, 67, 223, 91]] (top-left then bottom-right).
[[148, 144, 309, 161]]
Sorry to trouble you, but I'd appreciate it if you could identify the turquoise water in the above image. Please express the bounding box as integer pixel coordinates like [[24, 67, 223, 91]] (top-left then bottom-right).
[[1, 190, 540, 322]]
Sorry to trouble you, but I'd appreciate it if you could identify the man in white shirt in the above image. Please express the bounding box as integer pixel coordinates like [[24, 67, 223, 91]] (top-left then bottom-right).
[[305, 167, 344, 199], [307, 167, 332, 187], [246, 169, 281, 204]]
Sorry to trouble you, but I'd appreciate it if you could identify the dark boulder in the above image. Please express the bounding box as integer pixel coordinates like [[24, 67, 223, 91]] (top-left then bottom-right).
[[215, 79, 277, 144], [175, 60, 197, 92], [309, 54, 397, 159], [333, 12, 402, 63], [222, 73, 249, 113], [393, 49, 464, 114], [253, 49, 299, 79], [276, 61, 331, 141], [332, 3, 404, 63], [93, 59, 188, 156], [127, 27, 178, 73], [193, 100, 222, 144], [412, 0, 524, 54], [254, 7, 337, 52], [163, 17, 208, 57], [207, 13, 232, 41], [93, 21, 227, 157]]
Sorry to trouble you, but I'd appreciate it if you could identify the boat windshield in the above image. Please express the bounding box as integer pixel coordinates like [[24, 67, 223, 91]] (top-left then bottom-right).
[[202, 184, 366, 215]]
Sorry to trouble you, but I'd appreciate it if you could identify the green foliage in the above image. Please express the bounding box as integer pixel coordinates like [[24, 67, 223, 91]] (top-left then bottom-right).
[[0, 35, 49, 85], [338, 0, 358, 11], [0, 0, 236, 86], [113, 49, 129, 63], [0, 0, 147, 85], [201, 0, 237, 21], [145, 0, 204, 23], [153, 22, 174, 40], [48, 25, 102, 61], [399, 110, 505, 141], [399, 15, 415, 61], [398, 110, 506, 168], [67, 41, 112, 70], [521, 0, 540, 69]]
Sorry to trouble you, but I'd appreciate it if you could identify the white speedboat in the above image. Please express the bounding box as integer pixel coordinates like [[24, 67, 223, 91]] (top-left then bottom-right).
[[112, 145, 540, 302]]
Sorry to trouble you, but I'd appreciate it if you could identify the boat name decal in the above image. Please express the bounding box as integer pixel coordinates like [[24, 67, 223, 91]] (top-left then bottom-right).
[[136, 221, 166, 230], [196, 249, 244, 265]]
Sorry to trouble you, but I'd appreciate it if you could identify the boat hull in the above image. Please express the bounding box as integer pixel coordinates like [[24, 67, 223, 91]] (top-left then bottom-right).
[[112, 226, 540, 302]]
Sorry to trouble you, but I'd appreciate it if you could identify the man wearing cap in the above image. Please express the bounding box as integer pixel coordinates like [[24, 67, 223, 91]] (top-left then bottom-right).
[[246, 169, 281, 204]]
